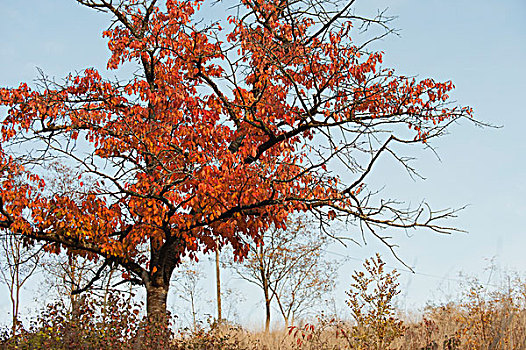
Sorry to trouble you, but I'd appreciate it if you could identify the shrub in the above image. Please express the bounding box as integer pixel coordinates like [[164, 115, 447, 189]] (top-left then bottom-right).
[[0, 291, 177, 350]]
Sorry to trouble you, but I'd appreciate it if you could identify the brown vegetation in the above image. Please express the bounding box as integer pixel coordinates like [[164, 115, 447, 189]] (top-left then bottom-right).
[[2, 256, 526, 349]]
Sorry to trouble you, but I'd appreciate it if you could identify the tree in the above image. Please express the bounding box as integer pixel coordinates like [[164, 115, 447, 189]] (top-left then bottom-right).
[[171, 261, 205, 331], [0, 233, 42, 335], [227, 217, 337, 331], [40, 252, 126, 321], [37, 162, 132, 318], [0, 0, 473, 320]]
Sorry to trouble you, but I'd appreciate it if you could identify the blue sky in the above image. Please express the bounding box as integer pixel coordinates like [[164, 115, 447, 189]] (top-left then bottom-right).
[[0, 0, 525, 328]]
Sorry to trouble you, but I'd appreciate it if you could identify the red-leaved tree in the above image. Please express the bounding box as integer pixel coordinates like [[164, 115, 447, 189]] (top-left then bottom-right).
[[0, 0, 473, 320]]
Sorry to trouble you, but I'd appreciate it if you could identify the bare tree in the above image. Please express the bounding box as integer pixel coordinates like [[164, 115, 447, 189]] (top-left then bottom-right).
[[39, 253, 125, 320], [227, 217, 338, 331], [171, 261, 206, 331], [0, 233, 42, 335], [37, 162, 131, 318]]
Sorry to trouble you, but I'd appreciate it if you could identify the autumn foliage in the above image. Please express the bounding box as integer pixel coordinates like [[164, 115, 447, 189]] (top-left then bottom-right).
[[0, 0, 472, 318]]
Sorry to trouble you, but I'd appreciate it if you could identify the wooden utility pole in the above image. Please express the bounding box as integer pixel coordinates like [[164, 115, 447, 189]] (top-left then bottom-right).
[[215, 241, 222, 323]]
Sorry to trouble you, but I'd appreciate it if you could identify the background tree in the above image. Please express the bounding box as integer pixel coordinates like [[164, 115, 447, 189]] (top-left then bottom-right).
[[0, 233, 42, 335], [39, 162, 134, 317], [227, 218, 338, 331], [39, 253, 128, 322], [171, 261, 205, 331], [0, 0, 473, 320]]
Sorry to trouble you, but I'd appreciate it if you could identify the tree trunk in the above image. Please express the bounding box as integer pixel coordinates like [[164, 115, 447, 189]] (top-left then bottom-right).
[[11, 297, 17, 336], [132, 281, 170, 350], [12, 264, 20, 335], [264, 292, 271, 333], [145, 239, 179, 322], [191, 292, 197, 332], [146, 283, 169, 321], [259, 245, 271, 333]]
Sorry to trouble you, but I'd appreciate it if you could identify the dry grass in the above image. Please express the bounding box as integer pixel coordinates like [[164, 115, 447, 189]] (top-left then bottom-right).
[[151, 259, 526, 350], [170, 303, 526, 350], [2, 257, 526, 349]]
